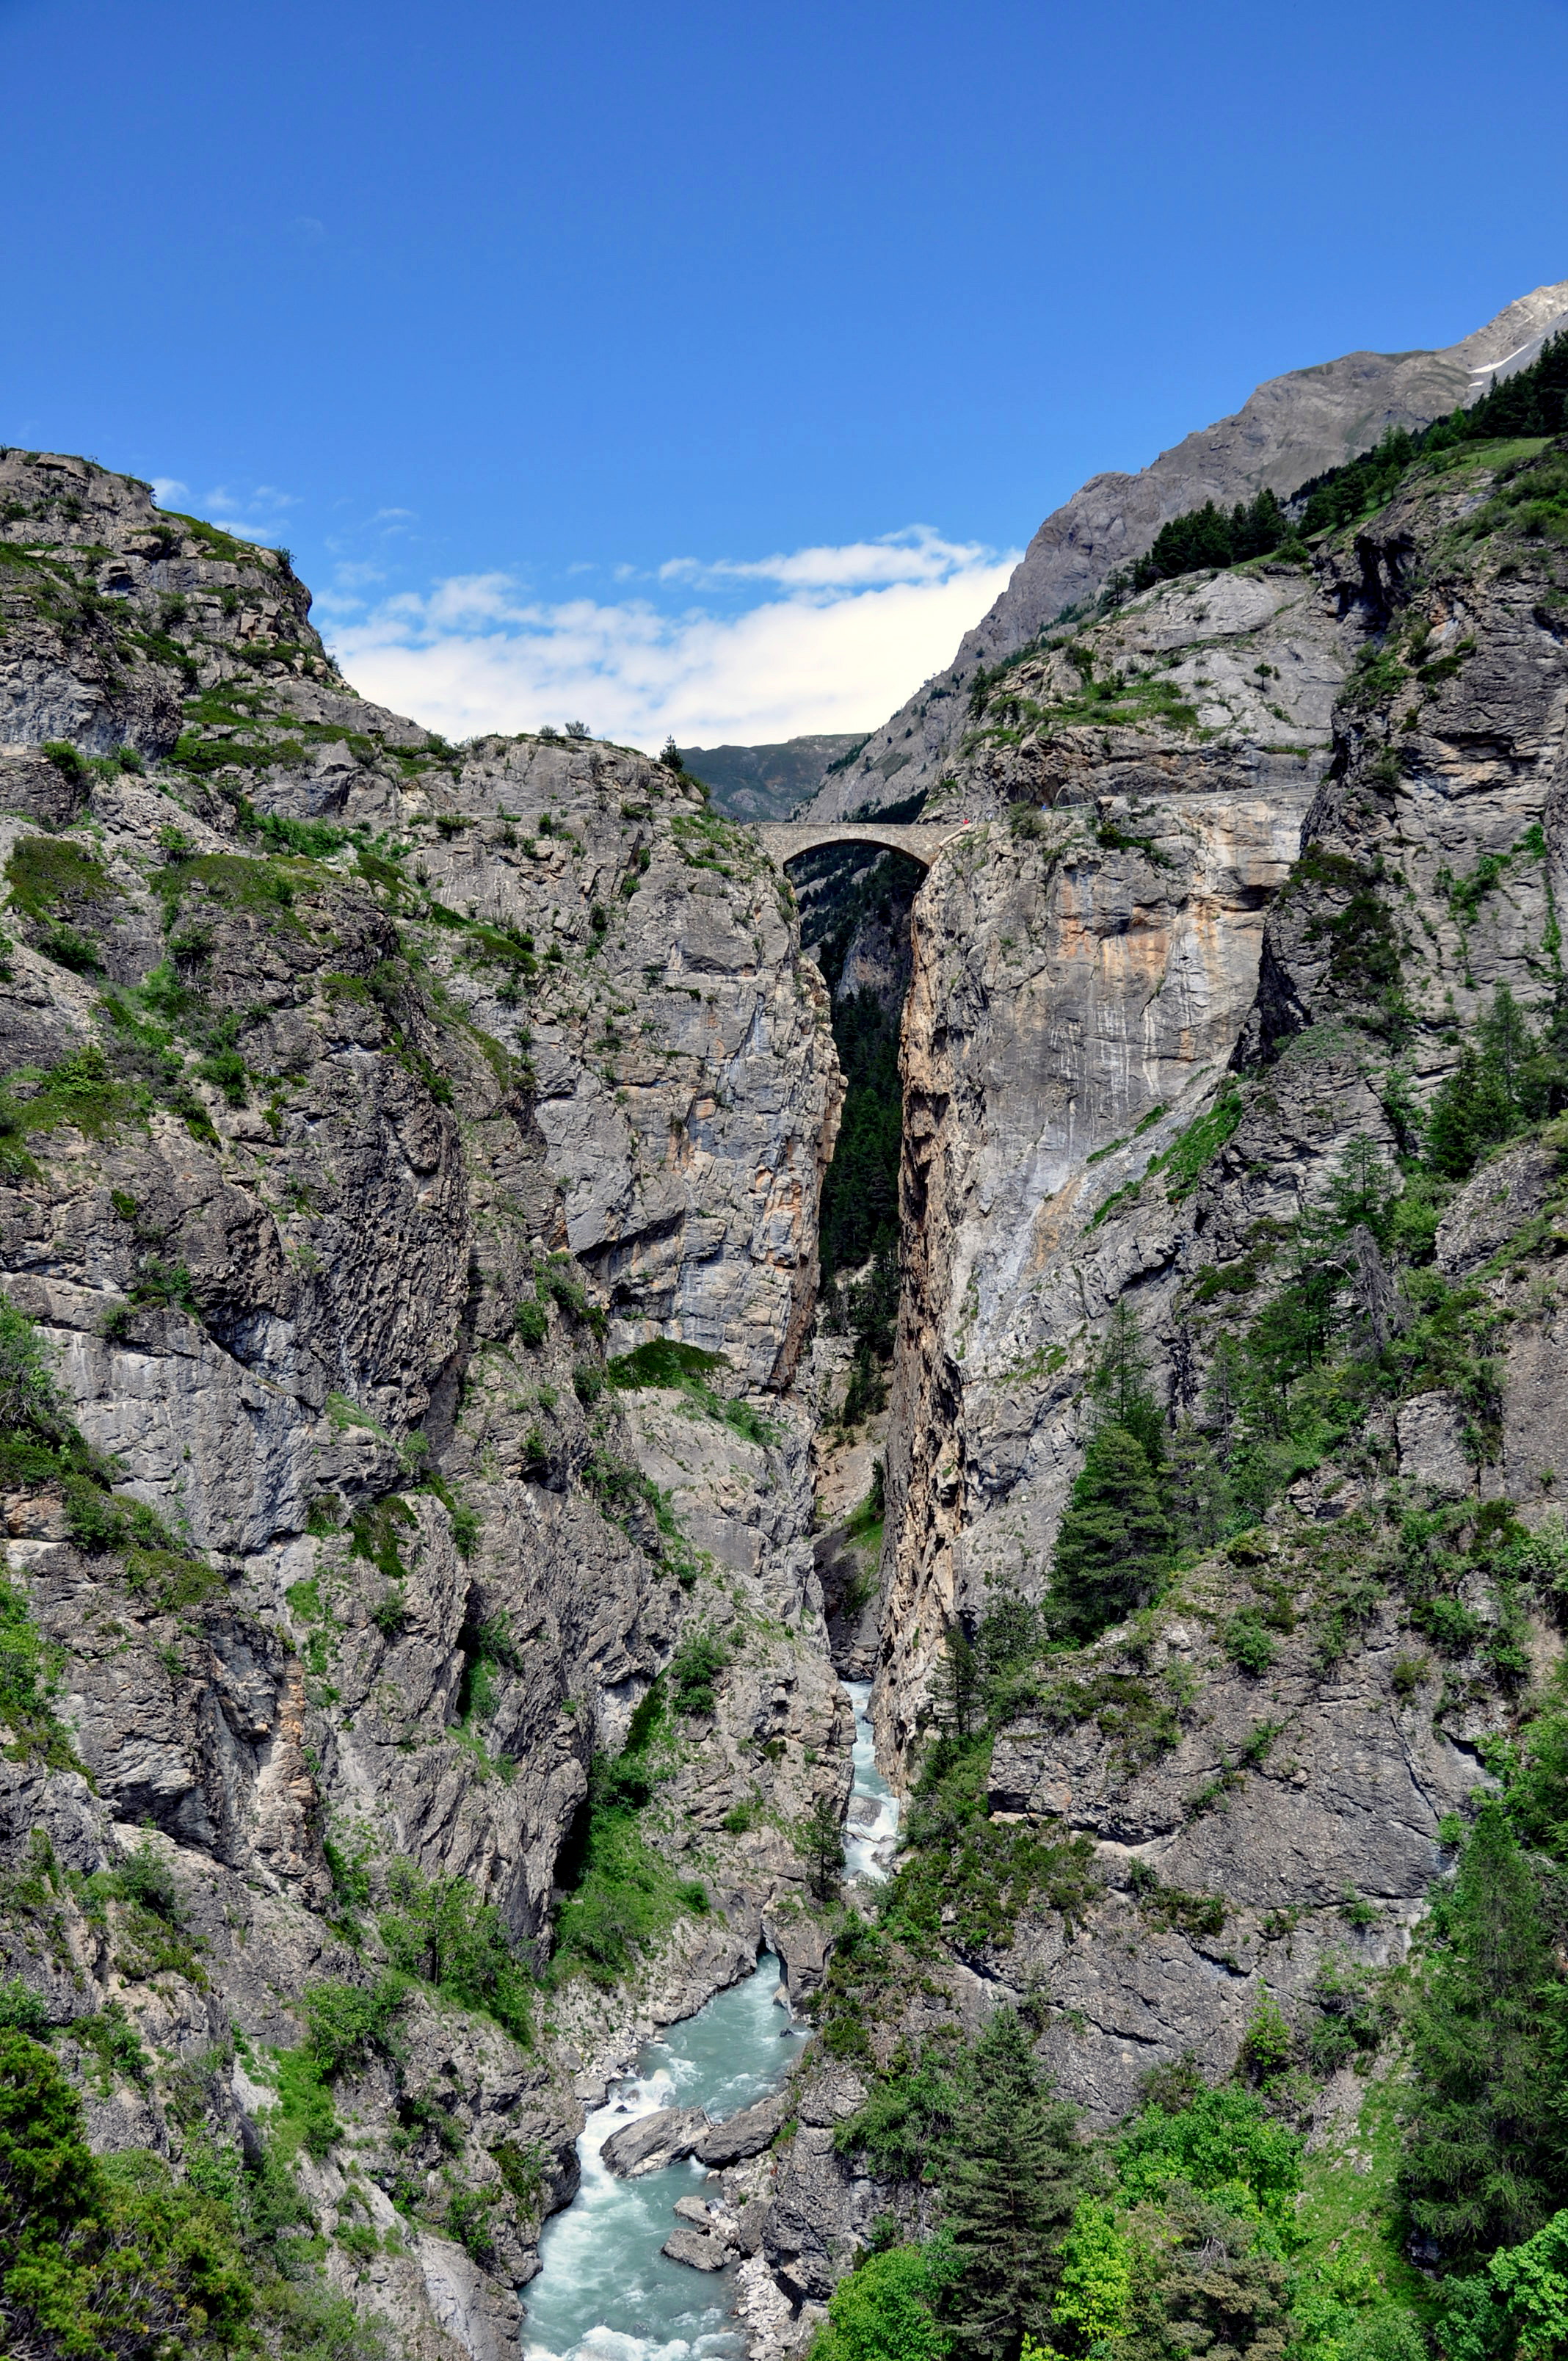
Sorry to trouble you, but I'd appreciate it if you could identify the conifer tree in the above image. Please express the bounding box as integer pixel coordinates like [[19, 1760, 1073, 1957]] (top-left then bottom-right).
[[1048, 1305, 1172, 1641], [799, 1794, 846, 1903], [937, 2009, 1084, 2361], [932, 1626, 984, 1742], [1047, 1424, 1172, 1642], [1401, 1806, 1568, 2259], [1090, 1300, 1166, 1467], [1203, 1333, 1246, 1469], [1164, 1415, 1227, 1554]]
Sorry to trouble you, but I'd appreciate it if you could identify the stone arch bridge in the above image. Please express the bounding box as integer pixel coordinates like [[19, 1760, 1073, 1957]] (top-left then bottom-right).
[[749, 819, 973, 870]]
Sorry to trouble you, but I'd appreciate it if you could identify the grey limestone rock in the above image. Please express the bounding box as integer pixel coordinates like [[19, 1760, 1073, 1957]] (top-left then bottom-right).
[[601, 2104, 711, 2177], [661, 2223, 735, 2271], [694, 2086, 791, 2164], [0, 449, 854, 2358]]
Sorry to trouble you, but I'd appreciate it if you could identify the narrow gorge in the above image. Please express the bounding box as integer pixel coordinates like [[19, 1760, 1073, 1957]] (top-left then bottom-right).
[[3, 286, 1568, 2361]]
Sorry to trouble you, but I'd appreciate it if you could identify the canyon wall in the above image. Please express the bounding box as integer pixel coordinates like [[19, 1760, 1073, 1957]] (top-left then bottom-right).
[[852, 419, 1568, 2114], [0, 448, 851, 2356]]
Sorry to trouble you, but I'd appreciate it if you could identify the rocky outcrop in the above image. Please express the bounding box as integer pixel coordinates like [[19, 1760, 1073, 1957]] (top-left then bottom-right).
[[805, 278, 1568, 823], [819, 435, 1568, 2219], [694, 2085, 791, 2163], [601, 2104, 709, 2177]]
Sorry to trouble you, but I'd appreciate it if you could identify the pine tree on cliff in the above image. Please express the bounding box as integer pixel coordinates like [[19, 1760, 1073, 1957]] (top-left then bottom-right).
[[1091, 1299, 1166, 1467], [1046, 1305, 1171, 1642], [1401, 1805, 1568, 2259], [1047, 1424, 1172, 1642], [937, 2009, 1083, 2361]]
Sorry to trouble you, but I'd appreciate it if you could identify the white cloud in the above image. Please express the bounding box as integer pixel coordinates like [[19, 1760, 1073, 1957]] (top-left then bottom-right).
[[327, 530, 1017, 749], [151, 477, 188, 506], [657, 525, 992, 591]]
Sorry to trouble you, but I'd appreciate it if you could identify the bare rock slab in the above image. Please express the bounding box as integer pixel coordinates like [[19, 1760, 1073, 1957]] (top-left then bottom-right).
[[661, 2224, 734, 2271], [694, 2087, 790, 2164], [600, 2104, 709, 2177]]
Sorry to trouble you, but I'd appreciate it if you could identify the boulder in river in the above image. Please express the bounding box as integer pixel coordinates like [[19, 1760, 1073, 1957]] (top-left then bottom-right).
[[693, 2087, 791, 2164], [600, 2106, 710, 2177], [662, 2225, 735, 2272]]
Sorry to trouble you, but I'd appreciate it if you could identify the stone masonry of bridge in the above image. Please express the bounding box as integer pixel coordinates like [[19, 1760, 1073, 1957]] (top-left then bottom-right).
[[750, 820, 973, 868]]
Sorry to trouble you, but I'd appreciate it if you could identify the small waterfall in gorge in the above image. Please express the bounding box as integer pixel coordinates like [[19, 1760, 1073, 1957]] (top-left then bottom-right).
[[523, 1955, 803, 2361], [843, 1679, 900, 1883]]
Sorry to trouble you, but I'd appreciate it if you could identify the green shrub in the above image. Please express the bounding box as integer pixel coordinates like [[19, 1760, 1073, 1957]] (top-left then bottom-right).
[[0, 2027, 254, 2356], [513, 1296, 548, 1347], [1222, 1611, 1277, 1675], [0, 1042, 147, 1167], [883, 1742, 1100, 1954], [301, 1975, 407, 2078], [538, 1255, 606, 1338], [0, 1979, 49, 2038], [1235, 1992, 1296, 2092], [606, 1336, 778, 1443], [1114, 2083, 1302, 2226], [270, 2041, 341, 2163], [378, 1860, 532, 2046], [549, 1804, 687, 1987], [0, 1577, 77, 1771], [810, 2240, 952, 2361], [4, 834, 120, 920], [670, 1629, 727, 1717]]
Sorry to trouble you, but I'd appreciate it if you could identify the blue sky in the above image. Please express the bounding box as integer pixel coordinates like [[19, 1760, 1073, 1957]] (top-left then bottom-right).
[[2, 0, 1565, 747]]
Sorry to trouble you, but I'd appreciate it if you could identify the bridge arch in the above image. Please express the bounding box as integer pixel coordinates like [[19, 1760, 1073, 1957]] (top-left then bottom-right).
[[749, 819, 968, 870]]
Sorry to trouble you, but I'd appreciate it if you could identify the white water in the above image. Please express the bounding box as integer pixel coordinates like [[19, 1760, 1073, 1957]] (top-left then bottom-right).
[[843, 1678, 900, 1883], [523, 1954, 803, 2361], [523, 1686, 897, 2360]]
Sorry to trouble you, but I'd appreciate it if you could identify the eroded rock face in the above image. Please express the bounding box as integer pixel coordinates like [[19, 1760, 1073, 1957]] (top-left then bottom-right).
[[0, 451, 851, 2356], [876, 438, 1568, 1767], [875, 561, 1343, 1763]]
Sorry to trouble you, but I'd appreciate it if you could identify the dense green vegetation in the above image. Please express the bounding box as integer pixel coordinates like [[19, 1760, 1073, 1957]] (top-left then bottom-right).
[[819, 2002, 1323, 2361], [1130, 489, 1299, 590], [606, 1337, 780, 1446], [819, 1737, 1568, 2361], [548, 1684, 708, 1984], [0, 2014, 388, 2361]]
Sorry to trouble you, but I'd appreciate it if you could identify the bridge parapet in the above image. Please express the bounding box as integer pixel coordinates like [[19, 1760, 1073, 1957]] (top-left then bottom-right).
[[749, 819, 970, 870]]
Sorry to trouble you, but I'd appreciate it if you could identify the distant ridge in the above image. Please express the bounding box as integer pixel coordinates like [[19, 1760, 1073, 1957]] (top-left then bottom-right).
[[802, 276, 1568, 821], [677, 733, 868, 821]]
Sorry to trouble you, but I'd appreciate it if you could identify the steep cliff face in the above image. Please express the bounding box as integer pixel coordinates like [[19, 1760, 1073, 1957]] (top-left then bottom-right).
[[861, 424, 1568, 2122], [805, 278, 1568, 824], [0, 451, 851, 2354], [876, 548, 1354, 1763]]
